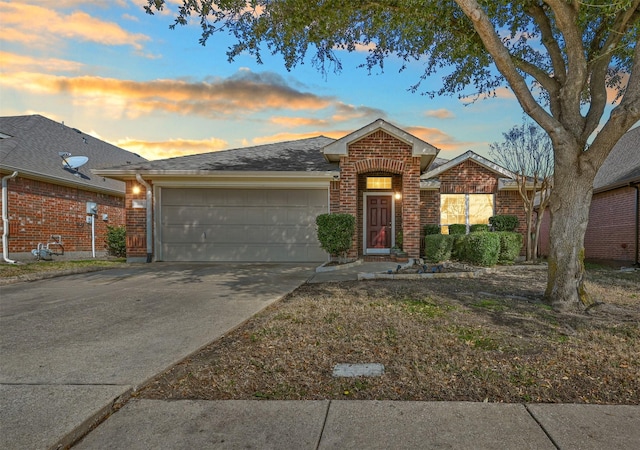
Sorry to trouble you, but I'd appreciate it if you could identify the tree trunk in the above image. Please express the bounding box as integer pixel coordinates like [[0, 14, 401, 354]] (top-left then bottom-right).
[[544, 164, 597, 311]]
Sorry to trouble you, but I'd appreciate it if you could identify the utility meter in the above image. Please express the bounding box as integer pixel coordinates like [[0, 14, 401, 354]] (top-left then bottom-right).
[[86, 202, 98, 215]]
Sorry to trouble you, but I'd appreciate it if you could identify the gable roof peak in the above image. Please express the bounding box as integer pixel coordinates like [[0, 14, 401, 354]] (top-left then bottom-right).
[[421, 149, 516, 180], [323, 118, 439, 171]]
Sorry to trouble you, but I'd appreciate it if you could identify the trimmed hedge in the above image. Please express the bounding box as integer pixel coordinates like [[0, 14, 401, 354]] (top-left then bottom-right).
[[316, 213, 355, 257], [496, 231, 523, 264], [448, 224, 467, 235], [489, 215, 519, 232], [459, 232, 500, 266], [423, 224, 441, 235], [424, 234, 454, 262], [470, 224, 490, 233]]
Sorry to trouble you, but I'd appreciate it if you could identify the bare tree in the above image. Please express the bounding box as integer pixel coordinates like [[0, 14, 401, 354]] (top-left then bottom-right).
[[490, 120, 553, 262]]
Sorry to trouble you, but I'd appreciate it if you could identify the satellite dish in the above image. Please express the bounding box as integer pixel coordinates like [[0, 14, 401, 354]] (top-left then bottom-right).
[[62, 155, 89, 169]]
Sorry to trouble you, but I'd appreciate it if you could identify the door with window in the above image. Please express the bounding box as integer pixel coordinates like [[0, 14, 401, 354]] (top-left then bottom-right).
[[366, 195, 392, 253], [440, 194, 494, 233]]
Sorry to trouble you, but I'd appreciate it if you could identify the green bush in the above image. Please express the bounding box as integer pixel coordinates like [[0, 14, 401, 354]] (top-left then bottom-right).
[[448, 224, 467, 235], [316, 213, 356, 259], [451, 234, 467, 260], [459, 232, 500, 266], [423, 224, 441, 235], [105, 225, 126, 257], [495, 231, 523, 264], [470, 224, 490, 233], [424, 234, 454, 262], [489, 215, 519, 232]]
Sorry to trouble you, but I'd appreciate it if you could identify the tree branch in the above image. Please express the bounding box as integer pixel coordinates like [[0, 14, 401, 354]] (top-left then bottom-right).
[[526, 2, 566, 84], [454, 0, 560, 135]]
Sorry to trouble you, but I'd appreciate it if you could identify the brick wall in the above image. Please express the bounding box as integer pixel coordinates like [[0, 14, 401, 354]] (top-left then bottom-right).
[[537, 186, 637, 263], [338, 130, 422, 258], [439, 160, 498, 194], [495, 190, 528, 236], [0, 176, 124, 255], [125, 179, 153, 259]]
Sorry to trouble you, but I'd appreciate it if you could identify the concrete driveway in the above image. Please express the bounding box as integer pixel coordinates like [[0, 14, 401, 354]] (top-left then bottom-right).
[[0, 263, 315, 449]]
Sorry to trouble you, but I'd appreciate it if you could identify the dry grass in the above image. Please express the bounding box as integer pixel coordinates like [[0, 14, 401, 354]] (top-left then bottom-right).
[[139, 267, 640, 404]]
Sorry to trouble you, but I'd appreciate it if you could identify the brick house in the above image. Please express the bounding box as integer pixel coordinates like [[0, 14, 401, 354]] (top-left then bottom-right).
[[96, 119, 527, 263], [0, 115, 147, 262], [538, 127, 640, 265]]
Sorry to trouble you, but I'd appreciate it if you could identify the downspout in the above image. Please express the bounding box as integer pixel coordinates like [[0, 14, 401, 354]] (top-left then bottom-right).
[[2, 171, 18, 264], [135, 173, 153, 263]]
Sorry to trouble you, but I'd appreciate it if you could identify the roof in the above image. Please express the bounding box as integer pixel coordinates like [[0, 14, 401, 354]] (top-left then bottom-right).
[[593, 126, 640, 192], [0, 115, 147, 196], [421, 150, 516, 181], [96, 136, 339, 179], [323, 119, 440, 171]]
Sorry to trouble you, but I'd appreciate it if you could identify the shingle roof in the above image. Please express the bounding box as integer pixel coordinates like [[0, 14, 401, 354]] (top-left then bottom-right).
[[594, 126, 640, 192], [104, 136, 338, 173], [0, 115, 147, 195]]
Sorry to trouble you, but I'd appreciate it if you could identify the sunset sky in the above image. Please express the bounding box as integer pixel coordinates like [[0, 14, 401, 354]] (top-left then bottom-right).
[[0, 1, 613, 162]]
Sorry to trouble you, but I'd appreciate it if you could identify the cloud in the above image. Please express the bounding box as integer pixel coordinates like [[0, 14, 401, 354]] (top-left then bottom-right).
[[404, 125, 473, 152], [113, 137, 229, 160], [424, 109, 455, 119], [332, 103, 386, 122], [0, 70, 336, 119], [0, 51, 84, 73], [0, 2, 150, 50], [269, 116, 330, 128]]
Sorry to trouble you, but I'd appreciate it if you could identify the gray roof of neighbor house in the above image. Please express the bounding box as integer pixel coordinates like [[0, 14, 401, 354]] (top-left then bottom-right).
[[98, 136, 339, 178], [594, 126, 640, 192], [0, 115, 147, 196]]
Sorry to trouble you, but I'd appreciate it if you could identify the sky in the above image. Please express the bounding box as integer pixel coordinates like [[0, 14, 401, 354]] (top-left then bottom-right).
[[0, 0, 591, 162]]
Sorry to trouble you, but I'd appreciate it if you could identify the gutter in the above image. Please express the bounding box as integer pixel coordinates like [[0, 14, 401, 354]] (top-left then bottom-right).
[[135, 174, 153, 263], [2, 171, 18, 264]]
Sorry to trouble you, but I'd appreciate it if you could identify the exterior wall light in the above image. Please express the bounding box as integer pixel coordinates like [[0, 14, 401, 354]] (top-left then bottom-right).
[[132, 185, 141, 195], [395, 192, 402, 200]]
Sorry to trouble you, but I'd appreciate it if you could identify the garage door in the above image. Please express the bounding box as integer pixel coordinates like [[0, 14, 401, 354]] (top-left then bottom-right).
[[159, 188, 328, 262]]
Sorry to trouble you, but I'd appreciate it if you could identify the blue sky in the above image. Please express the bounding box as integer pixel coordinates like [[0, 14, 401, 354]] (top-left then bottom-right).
[[1, 0, 530, 161]]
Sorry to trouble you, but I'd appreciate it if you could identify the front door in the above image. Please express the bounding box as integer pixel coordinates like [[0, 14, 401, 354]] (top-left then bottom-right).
[[366, 195, 392, 253]]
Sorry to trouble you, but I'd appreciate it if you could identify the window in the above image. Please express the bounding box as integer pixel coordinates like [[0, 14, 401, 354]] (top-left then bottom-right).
[[366, 177, 392, 189], [440, 194, 494, 233]]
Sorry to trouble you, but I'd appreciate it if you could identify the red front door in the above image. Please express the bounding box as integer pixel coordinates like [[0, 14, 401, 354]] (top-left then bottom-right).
[[367, 196, 392, 249]]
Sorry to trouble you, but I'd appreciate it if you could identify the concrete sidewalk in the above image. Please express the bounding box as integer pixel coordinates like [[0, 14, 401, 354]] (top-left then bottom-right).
[[74, 400, 640, 449]]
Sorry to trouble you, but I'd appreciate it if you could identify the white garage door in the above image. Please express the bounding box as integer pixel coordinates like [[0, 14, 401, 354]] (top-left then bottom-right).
[[159, 188, 328, 262]]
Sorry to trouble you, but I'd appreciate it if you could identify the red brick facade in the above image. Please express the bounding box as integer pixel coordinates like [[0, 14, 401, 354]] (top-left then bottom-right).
[[325, 134, 528, 260], [1, 176, 124, 256], [538, 186, 639, 263], [124, 179, 154, 259], [331, 130, 422, 258]]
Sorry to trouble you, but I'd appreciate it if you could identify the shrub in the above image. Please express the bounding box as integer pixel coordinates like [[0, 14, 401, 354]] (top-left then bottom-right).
[[459, 232, 500, 266], [489, 215, 519, 232], [470, 224, 490, 233], [105, 225, 126, 257], [496, 231, 523, 264], [451, 234, 467, 260], [424, 234, 454, 262], [423, 224, 441, 235], [316, 213, 356, 260], [448, 224, 467, 235]]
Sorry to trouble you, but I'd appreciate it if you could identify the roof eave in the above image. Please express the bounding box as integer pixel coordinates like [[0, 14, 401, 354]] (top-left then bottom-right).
[[93, 169, 340, 181]]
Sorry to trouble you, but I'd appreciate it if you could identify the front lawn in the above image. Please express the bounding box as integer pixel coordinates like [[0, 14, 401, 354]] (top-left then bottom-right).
[[140, 266, 640, 404]]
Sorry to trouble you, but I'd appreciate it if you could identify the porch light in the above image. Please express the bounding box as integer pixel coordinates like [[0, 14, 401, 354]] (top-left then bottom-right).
[[395, 192, 402, 200], [132, 185, 141, 195]]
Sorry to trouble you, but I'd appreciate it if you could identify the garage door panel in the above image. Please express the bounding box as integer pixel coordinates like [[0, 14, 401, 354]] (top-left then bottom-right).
[[160, 188, 327, 262]]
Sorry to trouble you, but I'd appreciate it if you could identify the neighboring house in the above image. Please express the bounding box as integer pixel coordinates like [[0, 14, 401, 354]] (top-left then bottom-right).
[[96, 119, 528, 263], [538, 127, 640, 265], [0, 115, 147, 261]]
